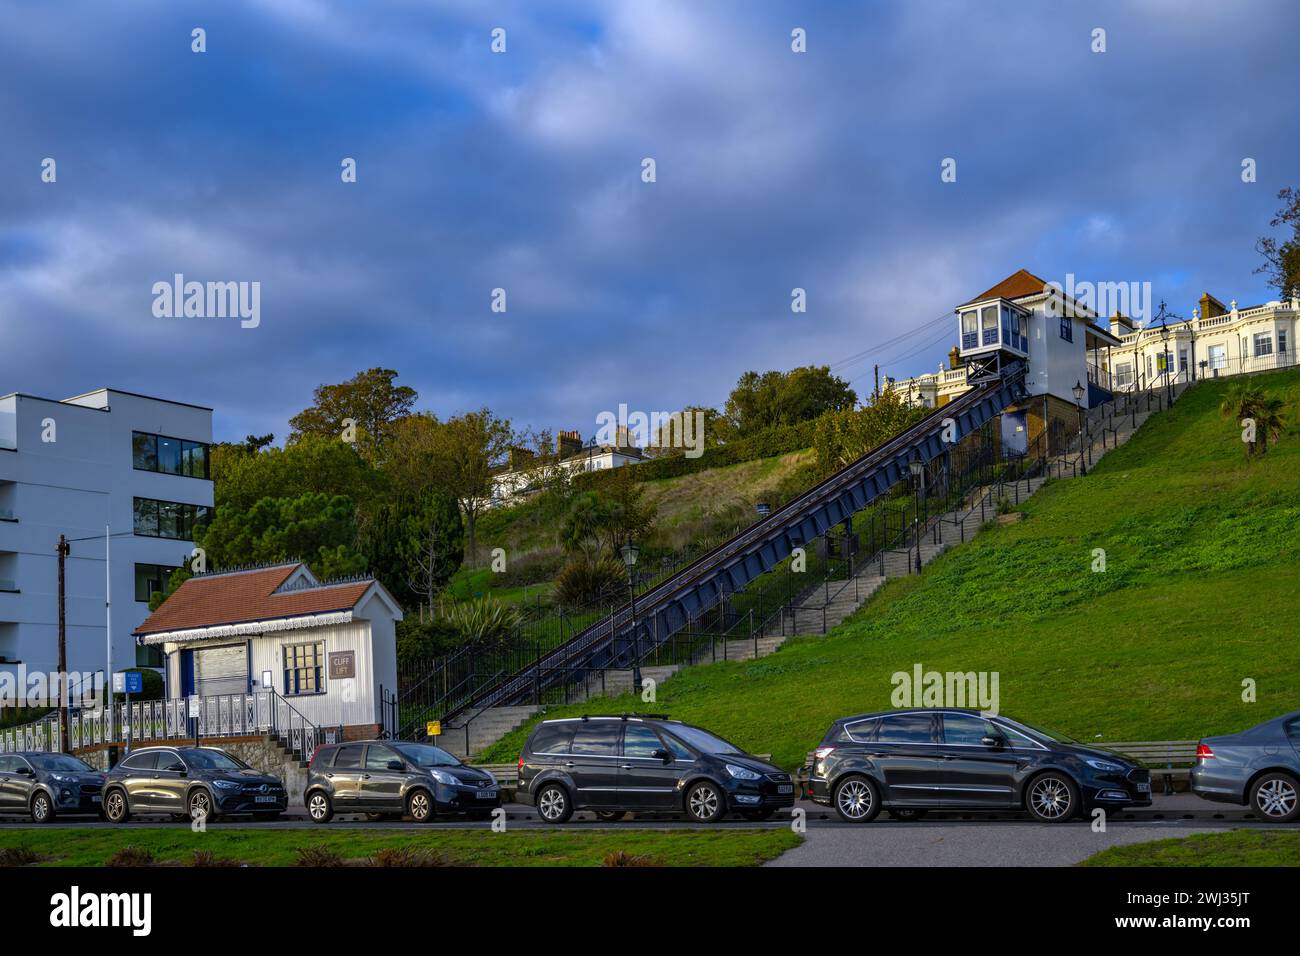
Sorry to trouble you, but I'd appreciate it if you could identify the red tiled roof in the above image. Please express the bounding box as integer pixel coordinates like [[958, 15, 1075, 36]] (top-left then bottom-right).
[[134, 563, 374, 636], [962, 269, 1051, 305]]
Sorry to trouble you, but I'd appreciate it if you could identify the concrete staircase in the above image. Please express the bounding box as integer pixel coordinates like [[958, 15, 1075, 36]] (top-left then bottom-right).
[[442, 705, 541, 760]]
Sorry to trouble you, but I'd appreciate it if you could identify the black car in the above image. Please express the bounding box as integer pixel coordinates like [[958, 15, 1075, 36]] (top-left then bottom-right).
[[517, 714, 795, 823], [304, 740, 500, 823], [102, 746, 288, 823], [807, 708, 1152, 823], [0, 752, 106, 823], [1191, 709, 1300, 822]]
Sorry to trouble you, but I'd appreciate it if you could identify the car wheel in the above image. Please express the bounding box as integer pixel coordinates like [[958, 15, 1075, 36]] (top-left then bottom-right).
[[407, 788, 434, 823], [888, 808, 928, 821], [594, 810, 627, 822], [740, 808, 775, 821], [1250, 773, 1300, 823], [1025, 772, 1079, 823], [30, 791, 55, 824], [685, 781, 726, 823], [306, 791, 333, 824], [536, 783, 573, 823], [832, 775, 880, 823], [103, 788, 131, 824], [188, 788, 216, 823]]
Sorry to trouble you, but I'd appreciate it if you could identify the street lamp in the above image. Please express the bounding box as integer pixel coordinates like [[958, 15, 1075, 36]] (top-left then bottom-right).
[[1072, 380, 1087, 476], [907, 459, 924, 573], [620, 541, 642, 693]]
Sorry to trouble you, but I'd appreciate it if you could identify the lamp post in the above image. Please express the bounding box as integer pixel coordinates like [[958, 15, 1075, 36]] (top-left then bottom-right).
[[1072, 380, 1087, 476], [907, 459, 923, 573], [619, 541, 642, 694]]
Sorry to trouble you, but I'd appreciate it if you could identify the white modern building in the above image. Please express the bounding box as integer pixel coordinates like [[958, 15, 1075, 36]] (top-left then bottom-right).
[[0, 388, 213, 686]]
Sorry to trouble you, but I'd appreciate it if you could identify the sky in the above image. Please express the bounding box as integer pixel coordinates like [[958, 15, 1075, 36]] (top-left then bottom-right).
[[1, 0, 1297, 444]]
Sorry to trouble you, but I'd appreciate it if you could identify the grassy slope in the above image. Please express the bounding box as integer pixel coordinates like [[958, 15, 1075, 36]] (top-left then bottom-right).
[[1080, 829, 1300, 866], [0, 827, 799, 868], [483, 370, 1300, 768]]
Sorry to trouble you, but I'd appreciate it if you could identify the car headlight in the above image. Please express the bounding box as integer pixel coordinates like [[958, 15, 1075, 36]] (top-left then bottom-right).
[[212, 779, 242, 790], [429, 769, 461, 786], [50, 774, 75, 783], [481, 770, 497, 786], [725, 764, 761, 781], [1085, 758, 1125, 773]]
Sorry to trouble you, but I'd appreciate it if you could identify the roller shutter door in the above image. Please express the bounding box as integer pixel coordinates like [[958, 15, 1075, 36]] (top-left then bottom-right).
[[194, 643, 248, 697]]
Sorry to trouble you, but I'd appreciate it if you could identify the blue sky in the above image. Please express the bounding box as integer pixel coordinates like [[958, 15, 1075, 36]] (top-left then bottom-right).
[[1, 0, 1297, 443]]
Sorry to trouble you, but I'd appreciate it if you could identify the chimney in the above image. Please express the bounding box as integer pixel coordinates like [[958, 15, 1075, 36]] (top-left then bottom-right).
[[556, 429, 583, 459], [615, 424, 635, 450], [948, 345, 961, 370], [1109, 311, 1136, 336], [507, 446, 535, 470]]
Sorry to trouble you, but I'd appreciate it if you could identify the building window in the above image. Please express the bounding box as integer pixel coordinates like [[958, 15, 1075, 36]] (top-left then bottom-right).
[[1280, 329, 1289, 356], [284, 641, 324, 696], [981, 306, 998, 346], [133, 497, 211, 540], [1179, 349, 1189, 372], [134, 563, 180, 603], [960, 310, 978, 350], [1059, 316, 1073, 342], [1145, 355, 1153, 379], [1208, 344, 1227, 369], [1253, 332, 1274, 357], [132, 431, 210, 479], [1114, 363, 1133, 387]]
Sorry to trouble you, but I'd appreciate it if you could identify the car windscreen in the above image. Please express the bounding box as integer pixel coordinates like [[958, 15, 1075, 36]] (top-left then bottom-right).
[[663, 724, 742, 755], [393, 743, 461, 767], [180, 749, 249, 771], [28, 754, 95, 773], [1000, 717, 1078, 745]]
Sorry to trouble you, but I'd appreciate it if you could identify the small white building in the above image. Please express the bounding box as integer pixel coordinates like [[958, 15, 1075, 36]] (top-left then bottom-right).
[[134, 562, 402, 740], [486, 428, 644, 509], [0, 388, 213, 682]]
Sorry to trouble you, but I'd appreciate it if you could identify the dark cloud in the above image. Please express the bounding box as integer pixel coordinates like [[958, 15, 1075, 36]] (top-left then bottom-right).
[[1, 0, 1296, 441]]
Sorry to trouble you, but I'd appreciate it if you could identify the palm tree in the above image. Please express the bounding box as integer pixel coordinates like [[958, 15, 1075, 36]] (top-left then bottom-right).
[[1220, 382, 1285, 456]]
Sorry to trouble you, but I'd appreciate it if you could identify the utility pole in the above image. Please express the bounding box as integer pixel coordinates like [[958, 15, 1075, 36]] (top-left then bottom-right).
[[56, 534, 71, 753], [873, 364, 880, 401]]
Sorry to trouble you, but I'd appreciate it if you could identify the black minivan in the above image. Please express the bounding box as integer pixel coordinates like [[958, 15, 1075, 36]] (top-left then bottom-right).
[[517, 715, 794, 823], [807, 708, 1152, 823]]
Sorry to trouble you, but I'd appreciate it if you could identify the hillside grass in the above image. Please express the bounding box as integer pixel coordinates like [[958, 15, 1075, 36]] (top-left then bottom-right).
[[482, 370, 1300, 768]]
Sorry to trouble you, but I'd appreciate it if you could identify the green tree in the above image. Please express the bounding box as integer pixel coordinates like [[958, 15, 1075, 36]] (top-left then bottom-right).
[[212, 434, 381, 515], [1256, 186, 1300, 300], [1220, 382, 1285, 457], [200, 492, 367, 579], [425, 408, 517, 564], [399, 489, 464, 611], [814, 388, 929, 472], [288, 367, 417, 458], [560, 467, 655, 560], [724, 366, 856, 435]]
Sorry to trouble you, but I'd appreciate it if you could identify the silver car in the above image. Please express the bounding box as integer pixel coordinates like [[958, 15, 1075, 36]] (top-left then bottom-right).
[[1191, 710, 1300, 822], [0, 752, 106, 823]]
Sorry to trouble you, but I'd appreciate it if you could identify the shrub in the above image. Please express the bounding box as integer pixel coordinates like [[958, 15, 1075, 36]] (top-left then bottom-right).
[[396, 616, 462, 663], [0, 846, 45, 866], [106, 846, 156, 867], [601, 849, 660, 867], [190, 850, 241, 867], [442, 598, 524, 643], [494, 550, 565, 588], [554, 557, 627, 608], [294, 844, 345, 867], [367, 846, 454, 867]]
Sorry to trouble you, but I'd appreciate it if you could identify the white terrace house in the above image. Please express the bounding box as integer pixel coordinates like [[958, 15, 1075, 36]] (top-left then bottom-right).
[[0, 388, 213, 683], [894, 271, 1299, 443], [485, 427, 644, 509]]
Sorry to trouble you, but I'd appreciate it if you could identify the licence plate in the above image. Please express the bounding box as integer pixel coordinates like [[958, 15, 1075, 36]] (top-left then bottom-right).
[[1136, 783, 1151, 794], [777, 784, 793, 794], [255, 795, 278, 804], [91, 795, 101, 803], [476, 789, 498, 800]]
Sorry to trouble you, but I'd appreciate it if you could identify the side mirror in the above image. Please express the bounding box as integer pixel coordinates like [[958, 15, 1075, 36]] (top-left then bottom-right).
[[387, 760, 404, 771], [15, 766, 33, 776], [981, 735, 1004, 749], [652, 748, 671, 761], [167, 763, 187, 773]]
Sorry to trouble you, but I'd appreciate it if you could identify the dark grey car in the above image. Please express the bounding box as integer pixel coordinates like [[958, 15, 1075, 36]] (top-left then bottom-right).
[[1191, 710, 1300, 822], [102, 746, 288, 823], [304, 740, 500, 823], [0, 752, 105, 823]]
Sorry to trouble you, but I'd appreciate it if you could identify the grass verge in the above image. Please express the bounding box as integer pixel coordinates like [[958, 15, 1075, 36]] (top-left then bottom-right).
[[1079, 829, 1300, 866]]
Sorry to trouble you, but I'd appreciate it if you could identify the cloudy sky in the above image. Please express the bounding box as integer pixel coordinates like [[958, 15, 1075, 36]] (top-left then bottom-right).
[[1, 0, 1297, 443]]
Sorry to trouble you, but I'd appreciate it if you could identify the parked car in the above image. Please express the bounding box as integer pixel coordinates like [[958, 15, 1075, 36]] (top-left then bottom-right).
[[304, 740, 500, 823], [806, 708, 1152, 823], [0, 752, 105, 823], [517, 714, 795, 824], [102, 745, 287, 823], [1191, 710, 1300, 822]]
